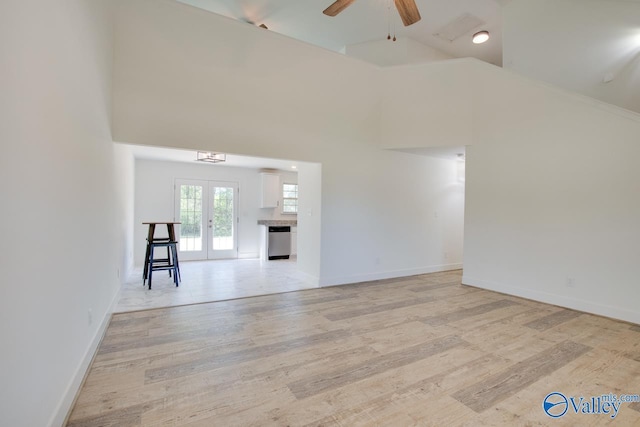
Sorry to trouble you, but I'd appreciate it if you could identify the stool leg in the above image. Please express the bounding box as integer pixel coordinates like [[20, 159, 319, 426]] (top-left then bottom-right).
[[143, 240, 151, 284], [148, 245, 154, 290], [167, 244, 172, 279], [173, 244, 181, 283], [144, 224, 156, 284], [171, 244, 179, 286]]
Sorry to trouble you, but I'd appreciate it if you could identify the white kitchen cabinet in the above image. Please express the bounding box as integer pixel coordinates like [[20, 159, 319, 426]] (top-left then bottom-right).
[[260, 173, 280, 208]]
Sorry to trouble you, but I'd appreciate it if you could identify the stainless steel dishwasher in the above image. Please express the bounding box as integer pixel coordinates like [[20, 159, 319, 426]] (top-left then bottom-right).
[[268, 226, 291, 260]]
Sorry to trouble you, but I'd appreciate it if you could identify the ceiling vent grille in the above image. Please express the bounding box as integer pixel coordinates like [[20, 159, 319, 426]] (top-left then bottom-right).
[[433, 13, 485, 42]]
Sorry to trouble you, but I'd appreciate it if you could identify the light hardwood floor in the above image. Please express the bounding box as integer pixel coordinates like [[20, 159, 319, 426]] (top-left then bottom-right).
[[67, 270, 640, 426]]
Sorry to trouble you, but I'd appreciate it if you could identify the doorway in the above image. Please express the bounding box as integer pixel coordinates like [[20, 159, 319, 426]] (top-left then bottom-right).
[[175, 179, 238, 260]]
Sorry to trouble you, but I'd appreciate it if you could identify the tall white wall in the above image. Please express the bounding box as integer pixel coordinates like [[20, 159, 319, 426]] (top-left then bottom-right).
[[133, 159, 297, 265], [0, 1, 132, 426], [345, 37, 454, 67], [114, 143, 136, 277], [464, 61, 640, 324], [112, 0, 381, 159], [297, 162, 323, 279], [376, 59, 475, 149], [112, 0, 466, 285], [319, 145, 465, 285]]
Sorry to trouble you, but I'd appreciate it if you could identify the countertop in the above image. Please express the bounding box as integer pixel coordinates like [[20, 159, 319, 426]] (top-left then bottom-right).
[[257, 219, 297, 226]]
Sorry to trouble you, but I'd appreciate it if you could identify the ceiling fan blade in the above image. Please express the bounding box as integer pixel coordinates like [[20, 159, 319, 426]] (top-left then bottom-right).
[[323, 0, 357, 17], [394, 0, 421, 26]]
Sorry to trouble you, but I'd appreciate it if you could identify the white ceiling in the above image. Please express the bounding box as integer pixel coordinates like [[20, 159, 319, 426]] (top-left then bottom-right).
[[502, 0, 640, 115], [174, 1, 640, 116], [177, 0, 504, 66]]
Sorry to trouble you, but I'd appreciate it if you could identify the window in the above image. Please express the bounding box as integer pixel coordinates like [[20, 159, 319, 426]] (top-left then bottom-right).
[[282, 183, 298, 214]]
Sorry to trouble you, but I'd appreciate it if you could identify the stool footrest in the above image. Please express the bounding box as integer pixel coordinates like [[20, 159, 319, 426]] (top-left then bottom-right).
[[150, 265, 176, 271]]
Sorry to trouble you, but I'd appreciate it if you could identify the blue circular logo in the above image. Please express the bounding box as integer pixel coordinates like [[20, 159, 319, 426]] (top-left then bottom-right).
[[543, 392, 568, 418]]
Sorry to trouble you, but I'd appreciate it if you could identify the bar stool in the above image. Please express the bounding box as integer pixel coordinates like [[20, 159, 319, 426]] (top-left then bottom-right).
[[142, 222, 181, 289], [146, 240, 180, 289]]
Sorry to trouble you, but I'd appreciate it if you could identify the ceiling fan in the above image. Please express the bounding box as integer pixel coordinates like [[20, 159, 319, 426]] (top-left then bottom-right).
[[323, 0, 421, 27]]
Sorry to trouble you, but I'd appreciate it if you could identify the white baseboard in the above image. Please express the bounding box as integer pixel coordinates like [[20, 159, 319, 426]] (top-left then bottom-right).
[[49, 288, 120, 427], [320, 263, 463, 287], [238, 252, 260, 259], [462, 275, 640, 325]]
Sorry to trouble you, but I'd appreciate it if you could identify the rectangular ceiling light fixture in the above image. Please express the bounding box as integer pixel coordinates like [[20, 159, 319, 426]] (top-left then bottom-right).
[[196, 151, 226, 163]]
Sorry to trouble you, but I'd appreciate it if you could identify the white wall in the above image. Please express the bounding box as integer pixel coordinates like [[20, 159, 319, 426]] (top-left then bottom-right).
[[133, 158, 297, 265], [112, 0, 466, 285], [318, 145, 465, 285], [112, 0, 381, 159], [0, 1, 131, 426], [345, 37, 454, 67], [297, 162, 323, 279], [376, 59, 475, 149], [464, 61, 640, 324], [114, 144, 136, 278]]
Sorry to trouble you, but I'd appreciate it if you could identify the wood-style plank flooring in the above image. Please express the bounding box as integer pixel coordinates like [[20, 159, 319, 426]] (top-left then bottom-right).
[[67, 270, 640, 426]]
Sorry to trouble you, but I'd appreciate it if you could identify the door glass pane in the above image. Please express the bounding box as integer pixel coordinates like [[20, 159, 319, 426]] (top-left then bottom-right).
[[212, 187, 234, 250], [179, 185, 203, 251]]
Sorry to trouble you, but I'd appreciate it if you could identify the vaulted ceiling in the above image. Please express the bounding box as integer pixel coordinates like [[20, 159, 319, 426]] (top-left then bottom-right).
[[178, 0, 504, 65], [176, 0, 640, 115]]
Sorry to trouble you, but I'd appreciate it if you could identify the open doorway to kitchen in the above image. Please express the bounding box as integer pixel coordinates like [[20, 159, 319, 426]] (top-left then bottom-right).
[[123, 144, 322, 312]]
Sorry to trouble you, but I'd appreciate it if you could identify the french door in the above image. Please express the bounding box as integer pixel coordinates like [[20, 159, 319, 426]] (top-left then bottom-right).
[[174, 179, 238, 260]]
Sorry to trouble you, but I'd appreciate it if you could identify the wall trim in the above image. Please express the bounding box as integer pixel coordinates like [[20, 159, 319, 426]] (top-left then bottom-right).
[[50, 288, 120, 427], [320, 263, 463, 287], [238, 252, 260, 260], [462, 275, 640, 326]]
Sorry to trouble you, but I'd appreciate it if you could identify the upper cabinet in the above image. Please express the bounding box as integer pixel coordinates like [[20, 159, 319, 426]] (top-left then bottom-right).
[[260, 173, 280, 208]]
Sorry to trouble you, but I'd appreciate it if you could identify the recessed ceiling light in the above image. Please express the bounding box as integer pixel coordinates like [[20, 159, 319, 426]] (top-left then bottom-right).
[[291, 165, 298, 169], [472, 30, 490, 44]]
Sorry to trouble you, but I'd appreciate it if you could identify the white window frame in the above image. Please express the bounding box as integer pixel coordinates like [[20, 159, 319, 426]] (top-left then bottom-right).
[[282, 183, 298, 215]]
